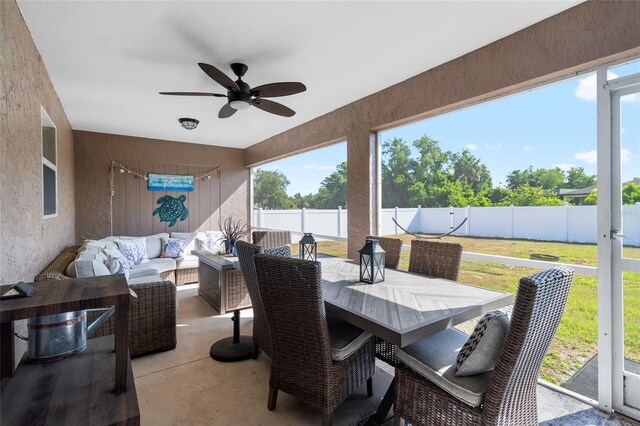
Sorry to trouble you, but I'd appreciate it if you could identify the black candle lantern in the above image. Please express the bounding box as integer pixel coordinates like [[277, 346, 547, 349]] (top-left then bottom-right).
[[359, 238, 386, 284], [299, 233, 317, 261]]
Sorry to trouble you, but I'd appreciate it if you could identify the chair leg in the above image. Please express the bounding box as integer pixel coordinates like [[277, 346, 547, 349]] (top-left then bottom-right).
[[322, 413, 332, 426], [267, 386, 278, 411], [393, 415, 403, 426], [252, 342, 260, 359], [367, 377, 373, 397]]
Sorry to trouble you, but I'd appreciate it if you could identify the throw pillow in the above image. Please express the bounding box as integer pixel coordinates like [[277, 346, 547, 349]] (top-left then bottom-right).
[[103, 247, 131, 276], [162, 237, 188, 258], [116, 238, 149, 267], [262, 244, 292, 257], [195, 236, 222, 252], [454, 308, 512, 377]]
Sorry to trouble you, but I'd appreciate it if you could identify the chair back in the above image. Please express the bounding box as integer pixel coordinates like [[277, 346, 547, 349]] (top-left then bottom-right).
[[366, 236, 403, 269], [408, 239, 463, 281], [252, 230, 291, 249], [482, 266, 574, 425], [236, 240, 271, 356], [253, 255, 333, 385]]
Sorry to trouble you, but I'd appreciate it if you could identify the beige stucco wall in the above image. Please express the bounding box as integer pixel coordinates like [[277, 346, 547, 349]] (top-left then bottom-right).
[[0, 0, 76, 285], [244, 0, 640, 258], [74, 131, 249, 241]]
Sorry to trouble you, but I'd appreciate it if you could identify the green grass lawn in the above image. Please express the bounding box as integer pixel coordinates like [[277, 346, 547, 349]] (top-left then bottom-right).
[[297, 236, 640, 385]]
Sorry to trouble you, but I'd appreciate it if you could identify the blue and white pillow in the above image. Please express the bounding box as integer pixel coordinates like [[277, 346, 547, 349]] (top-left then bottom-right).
[[162, 237, 188, 258], [262, 244, 292, 257], [103, 247, 131, 277], [116, 238, 149, 267]]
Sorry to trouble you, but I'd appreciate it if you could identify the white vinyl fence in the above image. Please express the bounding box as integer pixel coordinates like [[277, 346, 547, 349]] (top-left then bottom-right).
[[253, 204, 640, 246]]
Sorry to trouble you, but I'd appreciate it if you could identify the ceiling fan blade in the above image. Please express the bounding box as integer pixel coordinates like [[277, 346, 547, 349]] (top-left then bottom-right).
[[159, 91, 226, 97], [218, 103, 237, 119], [198, 63, 239, 91], [252, 98, 295, 117], [250, 82, 306, 98]]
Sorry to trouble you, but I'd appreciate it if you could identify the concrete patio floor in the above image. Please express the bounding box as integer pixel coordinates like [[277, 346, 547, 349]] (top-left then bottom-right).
[[132, 284, 639, 426]]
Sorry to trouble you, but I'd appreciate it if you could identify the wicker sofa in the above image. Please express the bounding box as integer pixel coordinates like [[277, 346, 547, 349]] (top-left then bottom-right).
[[35, 244, 178, 357]]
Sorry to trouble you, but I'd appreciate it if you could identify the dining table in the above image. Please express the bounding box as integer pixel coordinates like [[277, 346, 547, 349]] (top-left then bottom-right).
[[319, 256, 513, 425]]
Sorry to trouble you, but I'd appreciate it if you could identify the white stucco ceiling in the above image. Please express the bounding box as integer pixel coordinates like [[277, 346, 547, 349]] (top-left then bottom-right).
[[18, 1, 581, 149]]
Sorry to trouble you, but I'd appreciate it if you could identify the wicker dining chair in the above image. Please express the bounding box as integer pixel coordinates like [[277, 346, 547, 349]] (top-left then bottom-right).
[[408, 239, 463, 281], [393, 266, 575, 426], [366, 235, 403, 269], [252, 230, 291, 249], [236, 240, 272, 359], [377, 239, 464, 367], [253, 254, 376, 426]]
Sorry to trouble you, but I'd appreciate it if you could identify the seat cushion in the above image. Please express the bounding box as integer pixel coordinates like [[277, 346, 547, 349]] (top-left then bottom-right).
[[175, 255, 198, 270], [455, 308, 511, 376], [127, 269, 162, 284], [326, 313, 373, 362], [396, 328, 491, 407], [144, 233, 169, 259], [131, 257, 176, 275]]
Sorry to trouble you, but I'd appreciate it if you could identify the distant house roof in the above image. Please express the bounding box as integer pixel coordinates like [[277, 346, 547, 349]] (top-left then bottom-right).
[[557, 178, 640, 198]]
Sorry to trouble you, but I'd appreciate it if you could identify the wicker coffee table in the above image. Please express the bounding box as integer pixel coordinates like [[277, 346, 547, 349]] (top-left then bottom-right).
[[192, 250, 253, 362]]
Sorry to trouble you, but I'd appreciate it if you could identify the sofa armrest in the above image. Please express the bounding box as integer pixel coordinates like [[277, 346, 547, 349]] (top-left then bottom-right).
[[90, 280, 177, 356]]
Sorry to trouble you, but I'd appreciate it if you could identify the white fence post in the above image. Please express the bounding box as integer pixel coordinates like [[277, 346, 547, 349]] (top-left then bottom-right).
[[301, 207, 306, 233], [564, 202, 570, 242], [450, 206, 454, 231], [394, 206, 399, 235], [510, 205, 514, 238], [258, 207, 263, 228], [466, 206, 470, 235], [337, 206, 342, 237]]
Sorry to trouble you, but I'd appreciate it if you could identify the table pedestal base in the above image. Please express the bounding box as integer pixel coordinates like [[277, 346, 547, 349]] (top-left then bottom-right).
[[210, 309, 253, 362]]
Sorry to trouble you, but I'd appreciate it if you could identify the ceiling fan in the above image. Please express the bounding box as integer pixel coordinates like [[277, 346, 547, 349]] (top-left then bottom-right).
[[160, 63, 306, 118]]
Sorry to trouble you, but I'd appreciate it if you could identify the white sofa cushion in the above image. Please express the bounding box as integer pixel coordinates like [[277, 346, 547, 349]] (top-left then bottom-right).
[[66, 249, 111, 278], [175, 255, 198, 270], [396, 328, 492, 407], [170, 232, 199, 255], [116, 238, 149, 266], [131, 257, 176, 276]]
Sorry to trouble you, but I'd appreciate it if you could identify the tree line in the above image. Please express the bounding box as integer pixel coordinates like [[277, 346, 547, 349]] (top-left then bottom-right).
[[253, 135, 639, 209]]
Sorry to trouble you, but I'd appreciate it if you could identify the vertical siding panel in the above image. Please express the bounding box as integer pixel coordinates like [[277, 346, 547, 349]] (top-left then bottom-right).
[[163, 164, 177, 234], [189, 165, 201, 232], [175, 164, 190, 233], [112, 161, 127, 236], [200, 166, 213, 231], [125, 160, 140, 236], [212, 174, 221, 231], [138, 161, 153, 236], [151, 163, 166, 235]]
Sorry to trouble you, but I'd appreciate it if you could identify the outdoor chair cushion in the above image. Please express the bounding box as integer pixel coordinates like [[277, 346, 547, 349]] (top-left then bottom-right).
[[175, 255, 198, 270], [131, 257, 176, 276], [123, 233, 168, 259], [262, 244, 292, 257], [327, 313, 373, 361], [66, 250, 111, 278], [455, 308, 511, 376], [396, 328, 491, 407]]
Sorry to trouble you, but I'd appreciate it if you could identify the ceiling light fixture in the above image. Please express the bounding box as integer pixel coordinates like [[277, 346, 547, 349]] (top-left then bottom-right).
[[229, 100, 251, 111], [178, 117, 199, 130]]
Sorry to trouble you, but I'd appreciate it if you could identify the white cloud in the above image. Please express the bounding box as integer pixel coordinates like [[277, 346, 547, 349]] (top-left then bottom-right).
[[523, 145, 534, 152], [621, 148, 632, 163], [575, 150, 597, 164], [576, 72, 638, 102], [483, 143, 501, 152], [574, 148, 632, 165], [554, 163, 575, 171], [302, 163, 336, 171], [465, 143, 479, 151]]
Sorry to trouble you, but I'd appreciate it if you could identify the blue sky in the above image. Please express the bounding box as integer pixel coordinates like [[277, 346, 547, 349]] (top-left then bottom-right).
[[256, 61, 639, 196]]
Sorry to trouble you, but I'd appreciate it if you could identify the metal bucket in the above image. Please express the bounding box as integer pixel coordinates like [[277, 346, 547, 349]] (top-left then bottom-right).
[[25, 307, 115, 363]]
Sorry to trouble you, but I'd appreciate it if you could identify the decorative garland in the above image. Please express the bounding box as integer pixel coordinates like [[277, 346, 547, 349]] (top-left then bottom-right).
[[110, 159, 220, 182]]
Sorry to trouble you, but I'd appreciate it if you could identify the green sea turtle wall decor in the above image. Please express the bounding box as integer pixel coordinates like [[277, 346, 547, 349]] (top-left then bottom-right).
[[153, 195, 189, 227]]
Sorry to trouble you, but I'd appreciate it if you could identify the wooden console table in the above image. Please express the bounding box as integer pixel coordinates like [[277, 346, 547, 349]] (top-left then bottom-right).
[[0, 275, 139, 425]]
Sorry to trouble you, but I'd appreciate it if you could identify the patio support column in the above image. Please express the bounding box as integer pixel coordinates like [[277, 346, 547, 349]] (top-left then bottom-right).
[[346, 126, 379, 259]]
